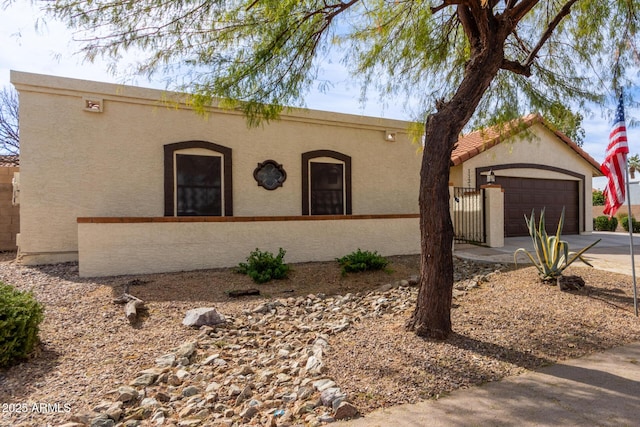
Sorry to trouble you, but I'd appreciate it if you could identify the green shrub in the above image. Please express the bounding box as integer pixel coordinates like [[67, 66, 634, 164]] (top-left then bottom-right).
[[620, 215, 640, 233], [236, 248, 290, 284], [0, 283, 44, 368], [336, 249, 389, 276], [593, 215, 618, 231]]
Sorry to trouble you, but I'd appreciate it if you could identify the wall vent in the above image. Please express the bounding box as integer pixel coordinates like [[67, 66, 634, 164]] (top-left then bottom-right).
[[83, 98, 103, 112]]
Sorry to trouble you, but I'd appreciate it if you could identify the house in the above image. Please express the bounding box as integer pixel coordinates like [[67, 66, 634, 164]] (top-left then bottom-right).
[[11, 71, 422, 276], [10, 71, 601, 276]]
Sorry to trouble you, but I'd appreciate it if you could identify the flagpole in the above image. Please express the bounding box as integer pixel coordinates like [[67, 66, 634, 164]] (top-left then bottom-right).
[[624, 163, 639, 316]]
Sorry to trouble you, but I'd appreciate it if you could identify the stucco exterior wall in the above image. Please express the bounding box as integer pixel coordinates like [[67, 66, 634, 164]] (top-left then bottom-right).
[[77, 216, 420, 277], [12, 71, 421, 265]]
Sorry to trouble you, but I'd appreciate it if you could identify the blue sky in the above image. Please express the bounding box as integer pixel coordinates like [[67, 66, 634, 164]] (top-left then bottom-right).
[[0, 1, 634, 191]]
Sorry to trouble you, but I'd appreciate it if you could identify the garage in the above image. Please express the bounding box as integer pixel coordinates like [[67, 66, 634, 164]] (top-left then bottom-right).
[[496, 176, 579, 237]]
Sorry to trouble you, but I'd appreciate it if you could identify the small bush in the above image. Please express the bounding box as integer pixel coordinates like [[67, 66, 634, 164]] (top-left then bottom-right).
[[0, 283, 44, 368], [236, 248, 290, 284], [594, 215, 618, 231], [620, 215, 640, 233], [336, 249, 389, 276]]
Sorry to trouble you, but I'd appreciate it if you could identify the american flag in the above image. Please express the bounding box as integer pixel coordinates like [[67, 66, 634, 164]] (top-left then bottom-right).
[[602, 94, 629, 218]]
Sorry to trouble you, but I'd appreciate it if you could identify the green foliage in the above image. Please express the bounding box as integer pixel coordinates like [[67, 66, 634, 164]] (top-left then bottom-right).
[[514, 209, 600, 282], [620, 215, 640, 233], [236, 248, 290, 284], [336, 249, 389, 276], [43, 0, 636, 132], [0, 283, 44, 368], [592, 189, 605, 206], [593, 215, 618, 231]]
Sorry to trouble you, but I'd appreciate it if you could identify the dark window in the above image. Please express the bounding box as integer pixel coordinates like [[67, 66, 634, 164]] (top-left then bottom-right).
[[310, 162, 344, 215], [301, 150, 352, 215], [164, 141, 233, 216], [176, 154, 222, 216]]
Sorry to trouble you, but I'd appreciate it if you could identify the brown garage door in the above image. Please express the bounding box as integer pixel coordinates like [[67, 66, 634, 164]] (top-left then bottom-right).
[[496, 176, 579, 237]]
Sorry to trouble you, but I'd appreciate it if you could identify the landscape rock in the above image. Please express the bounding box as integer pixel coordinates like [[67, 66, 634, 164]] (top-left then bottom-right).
[[115, 386, 139, 403], [183, 307, 227, 327], [333, 401, 360, 420], [105, 401, 123, 421], [98, 268, 496, 426], [175, 341, 197, 359], [155, 353, 177, 367], [90, 414, 116, 427], [130, 373, 157, 386]]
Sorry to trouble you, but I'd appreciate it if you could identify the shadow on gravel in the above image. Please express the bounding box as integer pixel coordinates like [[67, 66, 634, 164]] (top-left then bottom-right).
[[0, 347, 61, 402], [446, 333, 552, 371], [583, 286, 639, 311]]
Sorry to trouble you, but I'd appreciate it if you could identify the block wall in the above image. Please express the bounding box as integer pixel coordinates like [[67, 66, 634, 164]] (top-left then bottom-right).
[[0, 166, 19, 251]]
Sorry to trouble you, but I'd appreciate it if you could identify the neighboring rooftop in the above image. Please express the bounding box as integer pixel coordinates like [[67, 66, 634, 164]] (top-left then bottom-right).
[[0, 155, 19, 167]]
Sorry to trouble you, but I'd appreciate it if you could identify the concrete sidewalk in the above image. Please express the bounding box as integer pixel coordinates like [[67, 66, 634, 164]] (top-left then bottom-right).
[[335, 231, 640, 427], [335, 342, 640, 426]]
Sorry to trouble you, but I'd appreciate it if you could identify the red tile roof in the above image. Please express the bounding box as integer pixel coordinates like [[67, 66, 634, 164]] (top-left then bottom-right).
[[450, 114, 602, 175], [0, 155, 18, 167]]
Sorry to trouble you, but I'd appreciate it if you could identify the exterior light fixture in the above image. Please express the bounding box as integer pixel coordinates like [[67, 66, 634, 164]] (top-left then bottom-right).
[[486, 169, 496, 184]]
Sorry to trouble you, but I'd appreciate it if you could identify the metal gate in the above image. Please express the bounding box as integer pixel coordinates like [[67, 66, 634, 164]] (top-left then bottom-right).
[[452, 187, 485, 244]]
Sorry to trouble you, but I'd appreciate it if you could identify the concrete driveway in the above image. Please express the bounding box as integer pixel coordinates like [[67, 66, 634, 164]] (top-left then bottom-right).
[[455, 231, 640, 276]]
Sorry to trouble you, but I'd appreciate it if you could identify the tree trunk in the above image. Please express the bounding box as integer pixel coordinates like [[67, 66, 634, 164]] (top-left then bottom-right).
[[405, 112, 458, 339], [406, 32, 509, 339]]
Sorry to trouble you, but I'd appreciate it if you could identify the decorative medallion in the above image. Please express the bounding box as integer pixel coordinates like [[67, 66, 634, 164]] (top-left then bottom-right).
[[253, 160, 287, 190]]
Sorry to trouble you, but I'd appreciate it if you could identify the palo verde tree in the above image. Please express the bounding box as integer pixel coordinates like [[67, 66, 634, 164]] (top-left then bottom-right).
[[42, 1, 639, 339], [0, 86, 19, 155]]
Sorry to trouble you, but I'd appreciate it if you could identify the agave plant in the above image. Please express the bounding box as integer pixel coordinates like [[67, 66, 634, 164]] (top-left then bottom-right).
[[514, 208, 600, 282]]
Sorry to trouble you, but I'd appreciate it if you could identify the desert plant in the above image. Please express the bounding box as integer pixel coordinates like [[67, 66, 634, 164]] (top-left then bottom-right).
[[0, 282, 44, 368], [593, 215, 618, 232], [235, 248, 290, 284], [336, 249, 389, 276], [514, 209, 600, 282]]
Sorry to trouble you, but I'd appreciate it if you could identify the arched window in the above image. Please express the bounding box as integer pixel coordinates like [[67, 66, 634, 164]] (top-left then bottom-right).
[[164, 141, 233, 216], [302, 150, 351, 215]]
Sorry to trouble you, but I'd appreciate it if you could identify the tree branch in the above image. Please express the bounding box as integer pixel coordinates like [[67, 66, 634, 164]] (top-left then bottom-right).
[[457, 4, 481, 52], [507, 0, 540, 22], [431, 1, 462, 15], [524, 0, 579, 66], [501, 58, 531, 76]]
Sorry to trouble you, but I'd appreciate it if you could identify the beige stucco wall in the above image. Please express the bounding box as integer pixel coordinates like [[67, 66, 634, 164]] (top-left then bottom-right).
[[12, 71, 421, 265], [78, 217, 420, 277], [449, 124, 597, 233]]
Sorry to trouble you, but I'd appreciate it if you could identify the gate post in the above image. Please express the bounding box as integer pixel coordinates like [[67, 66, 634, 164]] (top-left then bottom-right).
[[482, 184, 504, 248], [449, 182, 455, 251]]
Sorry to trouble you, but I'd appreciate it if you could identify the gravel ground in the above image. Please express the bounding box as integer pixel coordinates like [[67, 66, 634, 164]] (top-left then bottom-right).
[[0, 252, 639, 426]]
